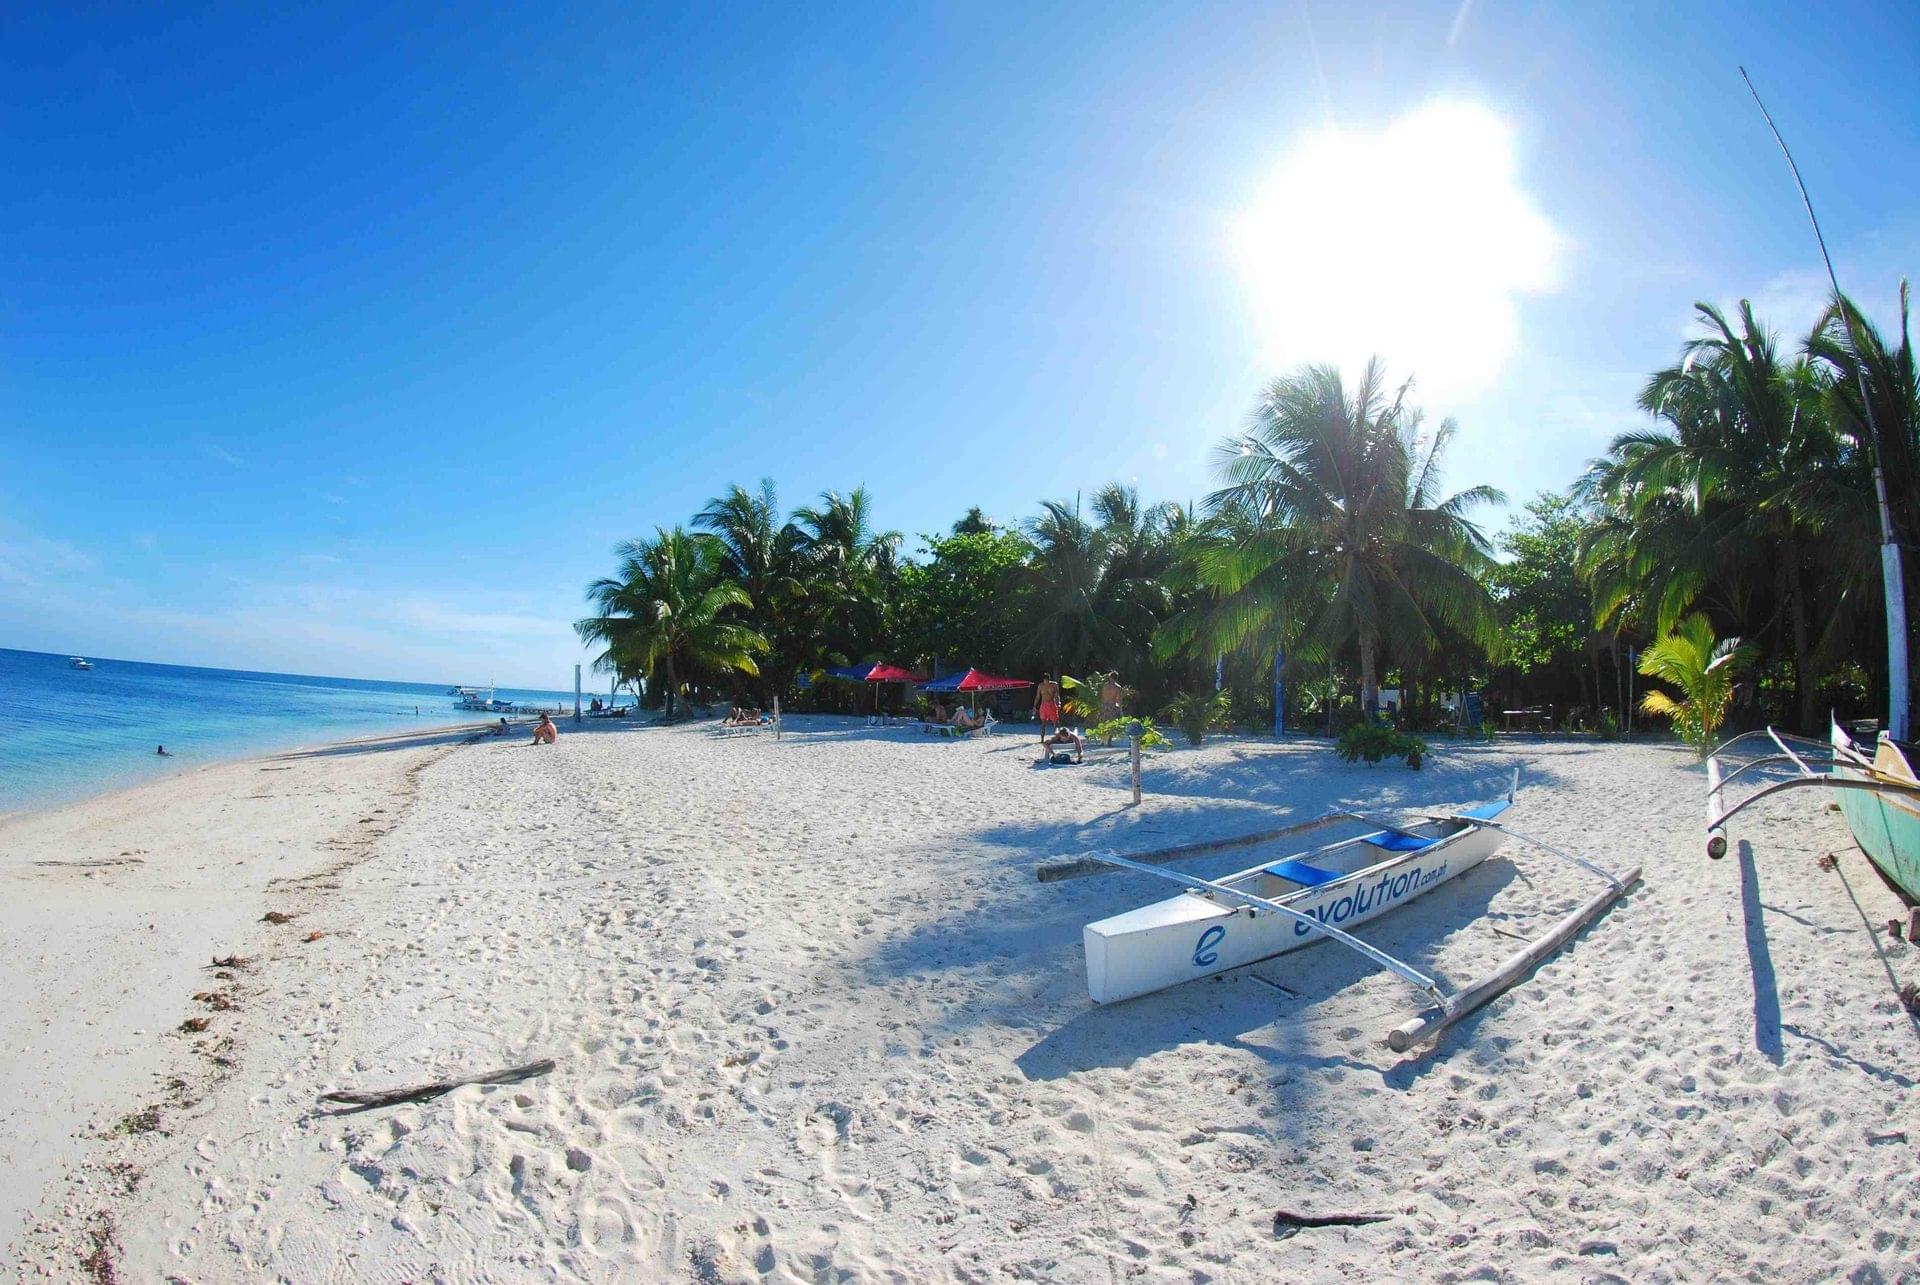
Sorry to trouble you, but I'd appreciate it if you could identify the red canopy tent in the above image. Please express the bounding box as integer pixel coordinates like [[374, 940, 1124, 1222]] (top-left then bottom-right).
[[919, 668, 1033, 713], [823, 662, 927, 716]]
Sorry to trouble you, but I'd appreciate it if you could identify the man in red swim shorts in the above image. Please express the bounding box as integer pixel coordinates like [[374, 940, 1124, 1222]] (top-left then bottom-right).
[[1034, 672, 1062, 742]]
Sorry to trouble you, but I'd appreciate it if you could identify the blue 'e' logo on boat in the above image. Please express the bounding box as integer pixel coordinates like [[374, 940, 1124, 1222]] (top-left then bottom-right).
[[1193, 924, 1225, 966]]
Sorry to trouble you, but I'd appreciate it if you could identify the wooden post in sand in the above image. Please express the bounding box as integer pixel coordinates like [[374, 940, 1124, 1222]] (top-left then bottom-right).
[[1129, 719, 1142, 805], [773, 696, 781, 740]]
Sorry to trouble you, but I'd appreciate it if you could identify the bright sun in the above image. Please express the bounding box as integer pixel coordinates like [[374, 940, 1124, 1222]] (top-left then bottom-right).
[[1230, 100, 1563, 400]]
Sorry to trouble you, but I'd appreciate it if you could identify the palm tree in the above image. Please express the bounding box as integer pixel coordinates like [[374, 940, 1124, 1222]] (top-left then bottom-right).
[[696, 479, 807, 702], [574, 527, 767, 719], [1809, 285, 1920, 732], [1581, 300, 1841, 728], [1015, 485, 1184, 687], [1184, 359, 1502, 715], [792, 487, 902, 663], [1637, 613, 1755, 755]]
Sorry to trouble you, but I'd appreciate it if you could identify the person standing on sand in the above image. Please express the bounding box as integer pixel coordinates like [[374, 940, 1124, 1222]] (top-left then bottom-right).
[[1099, 673, 1127, 723], [530, 713, 558, 745], [1034, 673, 1061, 741]]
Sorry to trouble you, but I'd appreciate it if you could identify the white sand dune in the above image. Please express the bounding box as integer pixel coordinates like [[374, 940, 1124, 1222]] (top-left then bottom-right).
[[10, 716, 1918, 1281]]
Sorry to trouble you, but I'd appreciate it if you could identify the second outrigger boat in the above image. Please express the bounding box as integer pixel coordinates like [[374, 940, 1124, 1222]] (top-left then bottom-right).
[[1707, 720, 1920, 909]]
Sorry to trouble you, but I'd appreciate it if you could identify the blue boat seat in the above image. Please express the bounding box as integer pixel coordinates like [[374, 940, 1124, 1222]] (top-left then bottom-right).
[[1265, 858, 1341, 886]]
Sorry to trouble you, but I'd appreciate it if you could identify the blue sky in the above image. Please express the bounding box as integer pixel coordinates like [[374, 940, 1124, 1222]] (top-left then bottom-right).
[[3, 2, 1916, 687]]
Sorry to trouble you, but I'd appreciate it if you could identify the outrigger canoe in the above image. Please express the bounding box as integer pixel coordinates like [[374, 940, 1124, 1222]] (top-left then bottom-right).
[[1047, 775, 1638, 1052], [1084, 798, 1513, 1005], [1707, 720, 1920, 905]]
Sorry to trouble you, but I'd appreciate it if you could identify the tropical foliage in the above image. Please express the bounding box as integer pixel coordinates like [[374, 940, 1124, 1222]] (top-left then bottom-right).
[[578, 284, 1914, 743], [1636, 614, 1755, 755], [1580, 287, 1917, 736], [574, 527, 768, 719], [1160, 689, 1231, 747], [1336, 721, 1427, 769], [1164, 359, 1502, 719]]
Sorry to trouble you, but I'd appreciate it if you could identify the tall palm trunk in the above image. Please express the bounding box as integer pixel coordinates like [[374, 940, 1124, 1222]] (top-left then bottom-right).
[[1786, 538, 1817, 731], [664, 652, 679, 720], [1359, 622, 1381, 719]]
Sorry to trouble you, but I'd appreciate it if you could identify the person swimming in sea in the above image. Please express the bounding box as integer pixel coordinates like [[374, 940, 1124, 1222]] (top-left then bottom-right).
[[156, 745, 172, 756]]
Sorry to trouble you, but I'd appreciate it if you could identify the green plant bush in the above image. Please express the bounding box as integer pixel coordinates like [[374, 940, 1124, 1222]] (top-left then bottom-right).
[[1159, 690, 1231, 746], [1337, 721, 1428, 769], [1089, 716, 1171, 750]]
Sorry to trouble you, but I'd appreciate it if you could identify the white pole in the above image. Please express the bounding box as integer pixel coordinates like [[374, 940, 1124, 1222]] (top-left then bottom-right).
[[1743, 69, 1909, 740], [773, 695, 782, 740], [1129, 719, 1142, 806]]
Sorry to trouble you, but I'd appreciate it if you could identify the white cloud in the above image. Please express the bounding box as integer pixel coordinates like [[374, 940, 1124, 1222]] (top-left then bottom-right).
[[1705, 265, 1908, 347], [0, 521, 97, 587], [200, 443, 246, 467], [1229, 99, 1565, 401]]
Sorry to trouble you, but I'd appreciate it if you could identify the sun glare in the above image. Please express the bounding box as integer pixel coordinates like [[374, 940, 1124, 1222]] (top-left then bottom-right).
[[1231, 100, 1563, 400]]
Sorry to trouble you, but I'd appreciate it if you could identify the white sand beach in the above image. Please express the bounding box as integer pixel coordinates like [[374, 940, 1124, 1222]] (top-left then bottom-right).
[[8, 718, 1918, 1281]]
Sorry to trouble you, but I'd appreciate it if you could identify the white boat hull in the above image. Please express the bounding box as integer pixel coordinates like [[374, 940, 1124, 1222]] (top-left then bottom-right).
[[1084, 820, 1506, 1004]]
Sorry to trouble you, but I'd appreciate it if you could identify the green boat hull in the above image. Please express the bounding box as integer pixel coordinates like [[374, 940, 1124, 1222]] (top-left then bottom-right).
[[1832, 728, 1920, 904]]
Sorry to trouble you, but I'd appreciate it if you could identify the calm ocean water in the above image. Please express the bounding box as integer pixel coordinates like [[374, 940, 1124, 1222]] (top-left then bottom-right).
[[0, 648, 595, 816]]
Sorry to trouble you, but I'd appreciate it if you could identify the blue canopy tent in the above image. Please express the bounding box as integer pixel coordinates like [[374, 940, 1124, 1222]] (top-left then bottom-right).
[[820, 662, 924, 716]]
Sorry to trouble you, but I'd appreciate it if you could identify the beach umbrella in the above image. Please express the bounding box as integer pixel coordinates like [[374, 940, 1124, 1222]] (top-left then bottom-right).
[[823, 662, 924, 714], [918, 667, 1032, 712]]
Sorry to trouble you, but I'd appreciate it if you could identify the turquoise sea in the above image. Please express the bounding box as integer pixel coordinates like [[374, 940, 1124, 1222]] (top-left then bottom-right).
[[0, 647, 596, 816]]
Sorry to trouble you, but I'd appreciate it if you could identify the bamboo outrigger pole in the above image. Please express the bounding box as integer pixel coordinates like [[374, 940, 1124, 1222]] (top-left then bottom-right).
[[1742, 67, 1910, 741]]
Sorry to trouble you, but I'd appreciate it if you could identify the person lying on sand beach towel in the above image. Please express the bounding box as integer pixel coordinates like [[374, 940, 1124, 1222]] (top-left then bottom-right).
[[1038, 727, 1083, 764], [530, 713, 558, 745]]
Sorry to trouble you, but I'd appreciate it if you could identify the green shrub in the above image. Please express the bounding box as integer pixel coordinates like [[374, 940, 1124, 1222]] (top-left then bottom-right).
[[1337, 721, 1427, 769], [1159, 690, 1231, 746], [1595, 710, 1620, 741], [1088, 716, 1171, 750]]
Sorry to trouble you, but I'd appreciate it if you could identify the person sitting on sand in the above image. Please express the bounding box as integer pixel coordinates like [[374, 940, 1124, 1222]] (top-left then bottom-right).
[[1038, 727, 1083, 764], [530, 713, 558, 745], [495, 716, 509, 736]]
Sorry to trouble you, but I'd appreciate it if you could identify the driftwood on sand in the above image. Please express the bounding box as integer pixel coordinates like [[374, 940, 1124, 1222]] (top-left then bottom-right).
[[319, 1059, 556, 1109], [1271, 1209, 1391, 1238]]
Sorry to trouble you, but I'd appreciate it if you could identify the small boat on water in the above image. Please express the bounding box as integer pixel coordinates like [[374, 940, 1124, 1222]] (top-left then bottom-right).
[[454, 687, 516, 714], [68, 657, 93, 670], [1048, 775, 1638, 1050], [1708, 721, 1920, 904]]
